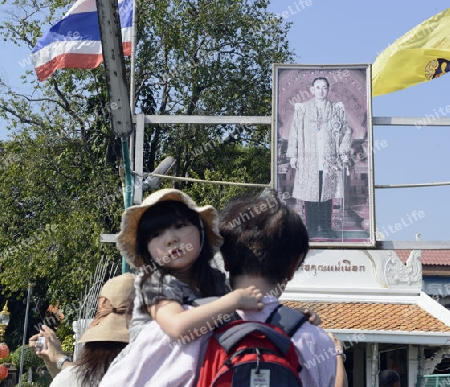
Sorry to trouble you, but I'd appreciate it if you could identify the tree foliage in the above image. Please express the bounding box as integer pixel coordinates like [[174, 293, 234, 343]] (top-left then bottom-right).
[[0, 0, 293, 349], [10, 345, 43, 370]]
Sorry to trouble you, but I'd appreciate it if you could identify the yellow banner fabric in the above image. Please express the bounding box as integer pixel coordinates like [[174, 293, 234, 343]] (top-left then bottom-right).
[[372, 8, 450, 97]]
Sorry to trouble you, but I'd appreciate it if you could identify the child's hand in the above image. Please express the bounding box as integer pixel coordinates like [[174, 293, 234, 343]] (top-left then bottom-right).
[[233, 286, 264, 310]]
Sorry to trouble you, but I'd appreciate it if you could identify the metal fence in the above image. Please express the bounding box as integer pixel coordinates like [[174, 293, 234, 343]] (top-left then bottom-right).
[[417, 375, 450, 387]]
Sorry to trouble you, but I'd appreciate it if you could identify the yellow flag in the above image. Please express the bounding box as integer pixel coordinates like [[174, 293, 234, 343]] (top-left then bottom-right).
[[372, 8, 450, 97]]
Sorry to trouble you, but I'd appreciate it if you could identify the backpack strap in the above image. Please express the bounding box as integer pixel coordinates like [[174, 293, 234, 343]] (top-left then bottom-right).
[[215, 322, 293, 356], [265, 304, 309, 337]]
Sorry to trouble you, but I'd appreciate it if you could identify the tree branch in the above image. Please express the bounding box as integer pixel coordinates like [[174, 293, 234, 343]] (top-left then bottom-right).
[[50, 79, 87, 140], [1, 105, 42, 127]]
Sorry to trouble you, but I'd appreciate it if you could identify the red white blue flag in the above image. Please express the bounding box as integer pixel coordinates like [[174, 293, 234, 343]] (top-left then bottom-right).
[[31, 0, 133, 82]]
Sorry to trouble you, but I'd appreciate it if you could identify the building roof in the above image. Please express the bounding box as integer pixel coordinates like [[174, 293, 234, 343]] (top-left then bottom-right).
[[280, 292, 450, 345], [281, 300, 450, 332], [280, 249, 450, 345], [396, 250, 450, 266]]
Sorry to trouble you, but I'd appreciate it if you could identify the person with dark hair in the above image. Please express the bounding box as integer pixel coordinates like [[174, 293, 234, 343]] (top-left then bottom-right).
[[217, 190, 340, 387], [287, 77, 352, 239], [379, 369, 401, 387], [30, 273, 136, 387]]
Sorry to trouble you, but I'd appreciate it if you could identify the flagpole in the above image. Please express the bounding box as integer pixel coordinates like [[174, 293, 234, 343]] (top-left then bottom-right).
[[129, 0, 137, 116], [96, 0, 134, 273], [129, 0, 137, 181]]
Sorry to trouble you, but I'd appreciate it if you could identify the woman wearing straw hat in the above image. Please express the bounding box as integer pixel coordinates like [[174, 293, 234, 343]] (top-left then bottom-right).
[[32, 273, 135, 387]]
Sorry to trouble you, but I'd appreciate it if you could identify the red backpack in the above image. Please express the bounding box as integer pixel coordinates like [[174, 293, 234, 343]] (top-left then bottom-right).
[[196, 304, 308, 387]]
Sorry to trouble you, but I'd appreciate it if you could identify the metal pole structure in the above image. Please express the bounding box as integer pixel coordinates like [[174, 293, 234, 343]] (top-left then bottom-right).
[[96, 0, 134, 273], [18, 283, 32, 387], [128, 0, 138, 187], [121, 141, 132, 273], [129, 0, 137, 117]]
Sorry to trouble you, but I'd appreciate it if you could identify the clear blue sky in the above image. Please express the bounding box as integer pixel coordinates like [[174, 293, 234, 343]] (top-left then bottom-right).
[[1, 0, 449, 242]]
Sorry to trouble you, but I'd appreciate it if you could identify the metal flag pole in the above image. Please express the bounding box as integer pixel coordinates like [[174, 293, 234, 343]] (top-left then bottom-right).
[[96, 0, 135, 273], [129, 0, 137, 117], [128, 0, 138, 180]]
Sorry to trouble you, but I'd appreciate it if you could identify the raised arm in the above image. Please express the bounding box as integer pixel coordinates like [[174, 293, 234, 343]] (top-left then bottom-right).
[[327, 332, 348, 387], [148, 286, 263, 339], [29, 325, 73, 378]]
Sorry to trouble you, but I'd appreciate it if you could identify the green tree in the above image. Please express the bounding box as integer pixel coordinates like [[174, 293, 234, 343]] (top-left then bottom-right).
[[0, 133, 123, 348], [136, 0, 292, 178], [10, 345, 43, 370], [0, 0, 293, 345]]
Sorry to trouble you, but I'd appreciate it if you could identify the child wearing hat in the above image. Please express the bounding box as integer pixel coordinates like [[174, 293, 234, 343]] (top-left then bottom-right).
[[99, 189, 264, 386], [115, 188, 263, 343]]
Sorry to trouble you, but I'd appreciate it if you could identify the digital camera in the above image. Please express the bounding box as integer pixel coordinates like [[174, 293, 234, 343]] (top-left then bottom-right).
[[35, 336, 46, 351]]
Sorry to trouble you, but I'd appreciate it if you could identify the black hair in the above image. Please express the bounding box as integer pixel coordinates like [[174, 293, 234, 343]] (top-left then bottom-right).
[[136, 200, 224, 298], [312, 77, 330, 88], [219, 190, 309, 287], [379, 370, 400, 387]]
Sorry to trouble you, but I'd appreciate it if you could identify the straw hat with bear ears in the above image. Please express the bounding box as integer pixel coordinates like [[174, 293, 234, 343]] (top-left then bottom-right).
[[116, 189, 223, 268]]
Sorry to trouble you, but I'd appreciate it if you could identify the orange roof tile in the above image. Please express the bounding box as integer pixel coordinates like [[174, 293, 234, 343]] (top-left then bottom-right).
[[281, 300, 450, 332], [396, 250, 450, 266]]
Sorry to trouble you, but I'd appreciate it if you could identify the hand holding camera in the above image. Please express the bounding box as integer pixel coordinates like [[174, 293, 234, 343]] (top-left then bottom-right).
[[29, 325, 72, 377], [35, 336, 46, 351]]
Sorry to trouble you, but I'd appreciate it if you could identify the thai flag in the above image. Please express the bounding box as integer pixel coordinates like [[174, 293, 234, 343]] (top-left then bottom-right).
[[31, 0, 133, 82]]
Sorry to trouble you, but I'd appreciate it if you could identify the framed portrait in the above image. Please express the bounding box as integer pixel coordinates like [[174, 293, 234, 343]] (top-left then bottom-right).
[[272, 64, 376, 248]]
